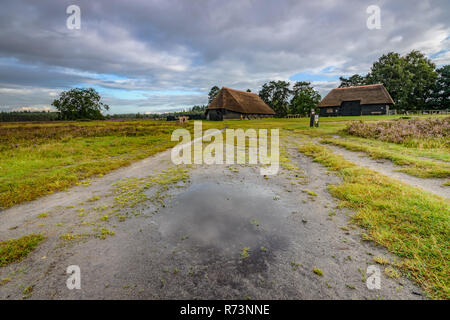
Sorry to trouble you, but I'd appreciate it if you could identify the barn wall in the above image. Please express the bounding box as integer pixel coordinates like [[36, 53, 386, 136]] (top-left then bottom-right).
[[361, 104, 388, 115], [238, 114, 274, 119], [206, 109, 223, 121], [207, 109, 274, 120], [341, 100, 361, 116], [319, 104, 390, 117], [223, 110, 242, 119], [319, 107, 340, 117]]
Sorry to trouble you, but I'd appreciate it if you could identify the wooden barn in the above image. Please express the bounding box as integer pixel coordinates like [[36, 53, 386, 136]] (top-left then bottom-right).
[[205, 87, 275, 120], [318, 84, 394, 117]]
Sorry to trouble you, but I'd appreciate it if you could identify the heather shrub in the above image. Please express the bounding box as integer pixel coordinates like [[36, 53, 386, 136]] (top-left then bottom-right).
[[345, 117, 450, 148]]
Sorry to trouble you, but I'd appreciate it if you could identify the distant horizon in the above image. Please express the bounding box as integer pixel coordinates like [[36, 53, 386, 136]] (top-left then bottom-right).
[[1, 106, 201, 115]]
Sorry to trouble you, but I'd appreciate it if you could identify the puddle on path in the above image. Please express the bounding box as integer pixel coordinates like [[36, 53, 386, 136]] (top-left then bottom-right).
[[154, 181, 291, 268]]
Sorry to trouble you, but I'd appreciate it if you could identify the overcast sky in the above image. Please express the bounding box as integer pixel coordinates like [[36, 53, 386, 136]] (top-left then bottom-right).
[[0, 0, 449, 113]]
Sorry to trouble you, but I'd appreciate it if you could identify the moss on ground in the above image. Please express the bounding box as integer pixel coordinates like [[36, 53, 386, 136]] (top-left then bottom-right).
[[0, 234, 45, 267]]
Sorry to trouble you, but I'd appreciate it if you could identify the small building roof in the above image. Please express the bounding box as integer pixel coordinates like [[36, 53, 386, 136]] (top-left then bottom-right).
[[318, 84, 395, 107], [207, 87, 275, 115]]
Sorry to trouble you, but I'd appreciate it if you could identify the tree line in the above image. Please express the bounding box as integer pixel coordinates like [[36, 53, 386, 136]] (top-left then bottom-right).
[[0, 111, 60, 122], [108, 105, 207, 120], [339, 50, 449, 110]]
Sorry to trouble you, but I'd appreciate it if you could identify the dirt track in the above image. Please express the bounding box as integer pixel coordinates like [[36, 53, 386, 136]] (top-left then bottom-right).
[[0, 143, 425, 300]]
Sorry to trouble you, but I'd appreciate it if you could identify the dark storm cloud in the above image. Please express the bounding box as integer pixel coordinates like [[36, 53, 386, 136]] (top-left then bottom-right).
[[0, 0, 449, 112]]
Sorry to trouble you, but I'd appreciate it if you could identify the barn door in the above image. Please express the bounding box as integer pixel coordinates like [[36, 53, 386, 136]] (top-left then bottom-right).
[[341, 100, 361, 116]]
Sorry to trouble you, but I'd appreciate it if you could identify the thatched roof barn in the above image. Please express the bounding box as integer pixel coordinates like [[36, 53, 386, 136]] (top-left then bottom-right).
[[318, 84, 394, 116], [206, 87, 275, 120]]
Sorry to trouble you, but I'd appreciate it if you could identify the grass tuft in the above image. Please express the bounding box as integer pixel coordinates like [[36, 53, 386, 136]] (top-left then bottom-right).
[[0, 234, 45, 267], [240, 247, 250, 259], [373, 256, 390, 265], [313, 268, 323, 276]]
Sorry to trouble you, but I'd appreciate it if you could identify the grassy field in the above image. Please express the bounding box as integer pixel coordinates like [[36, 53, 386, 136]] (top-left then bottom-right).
[[1, 115, 447, 208], [0, 120, 192, 208]]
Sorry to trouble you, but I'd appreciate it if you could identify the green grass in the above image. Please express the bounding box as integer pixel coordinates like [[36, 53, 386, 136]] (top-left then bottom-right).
[[95, 227, 115, 240], [0, 120, 191, 208], [373, 256, 390, 265], [335, 133, 450, 162], [112, 167, 189, 208], [0, 234, 45, 267], [385, 266, 401, 279], [298, 142, 450, 299], [322, 137, 450, 179], [302, 189, 318, 197], [313, 268, 323, 276], [240, 247, 250, 259]]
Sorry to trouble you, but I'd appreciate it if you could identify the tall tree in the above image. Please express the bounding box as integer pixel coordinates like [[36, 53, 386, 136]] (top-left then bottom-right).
[[403, 50, 437, 110], [366, 51, 437, 110], [366, 52, 409, 109], [428, 65, 450, 109], [290, 81, 321, 115], [259, 81, 291, 117], [191, 105, 206, 112], [52, 88, 109, 120], [208, 86, 220, 104], [338, 74, 367, 88]]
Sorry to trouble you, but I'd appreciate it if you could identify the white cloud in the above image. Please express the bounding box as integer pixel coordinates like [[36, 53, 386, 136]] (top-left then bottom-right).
[[12, 106, 55, 112], [432, 50, 450, 66], [390, 36, 403, 43]]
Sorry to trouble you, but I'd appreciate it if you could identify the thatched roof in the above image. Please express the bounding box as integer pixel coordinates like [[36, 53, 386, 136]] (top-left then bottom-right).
[[207, 87, 275, 115], [318, 84, 395, 107]]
